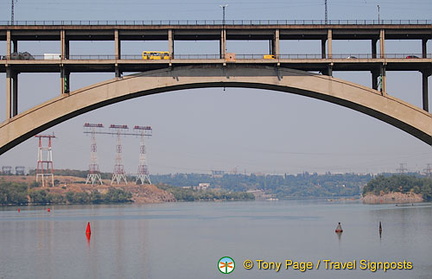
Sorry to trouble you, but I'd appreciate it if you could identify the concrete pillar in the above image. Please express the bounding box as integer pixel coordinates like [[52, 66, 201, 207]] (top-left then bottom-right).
[[114, 30, 121, 60], [371, 38, 378, 59], [6, 67, 12, 119], [321, 39, 327, 59], [422, 39, 427, 59], [272, 29, 280, 58], [380, 64, 387, 95], [6, 67, 18, 118], [371, 69, 379, 90], [422, 70, 430, 111], [168, 30, 174, 58], [6, 30, 11, 57], [60, 30, 65, 59], [220, 29, 226, 59], [327, 29, 333, 59], [61, 67, 70, 94], [379, 29, 385, 58], [328, 64, 333, 76], [61, 30, 69, 59]]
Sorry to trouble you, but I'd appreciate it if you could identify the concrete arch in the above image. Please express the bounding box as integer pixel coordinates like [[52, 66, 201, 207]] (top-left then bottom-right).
[[0, 65, 431, 154]]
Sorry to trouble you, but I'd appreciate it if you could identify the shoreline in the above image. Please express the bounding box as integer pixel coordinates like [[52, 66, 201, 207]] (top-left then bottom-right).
[[362, 191, 423, 204]]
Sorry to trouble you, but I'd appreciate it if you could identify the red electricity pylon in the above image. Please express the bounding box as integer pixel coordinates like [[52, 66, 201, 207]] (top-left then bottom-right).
[[35, 134, 56, 187]]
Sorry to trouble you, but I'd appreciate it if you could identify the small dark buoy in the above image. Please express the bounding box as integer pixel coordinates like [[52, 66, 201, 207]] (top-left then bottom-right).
[[379, 221, 382, 233], [335, 222, 343, 233]]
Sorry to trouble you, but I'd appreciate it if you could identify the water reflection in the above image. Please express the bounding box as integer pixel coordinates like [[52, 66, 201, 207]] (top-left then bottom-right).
[[0, 202, 431, 279]]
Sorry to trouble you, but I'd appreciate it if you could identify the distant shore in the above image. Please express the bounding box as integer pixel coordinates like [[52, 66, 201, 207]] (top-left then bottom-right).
[[362, 191, 423, 204]]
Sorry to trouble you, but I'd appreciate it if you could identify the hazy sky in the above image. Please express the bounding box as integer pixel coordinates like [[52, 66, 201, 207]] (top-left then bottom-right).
[[0, 0, 431, 175]]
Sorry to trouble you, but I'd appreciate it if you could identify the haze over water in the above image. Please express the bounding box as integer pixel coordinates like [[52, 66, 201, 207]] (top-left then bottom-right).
[[0, 200, 431, 279]]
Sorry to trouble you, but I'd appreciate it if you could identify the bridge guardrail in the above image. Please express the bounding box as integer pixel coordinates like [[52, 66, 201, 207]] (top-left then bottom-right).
[[0, 19, 431, 26], [1, 53, 430, 60]]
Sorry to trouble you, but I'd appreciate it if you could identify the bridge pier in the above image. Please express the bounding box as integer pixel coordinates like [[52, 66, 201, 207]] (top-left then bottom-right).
[[379, 64, 387, 95], [327, 29, 333, 59], [220, 29, 226, 59], [371, 69, 379, 91], [422, 70, 430, 112], [5, 67, 18, 119], [371, 39, 378, 59], [60, 67, 70, 94], [271, 29, 280, 58], [168, 30, 174, 59]]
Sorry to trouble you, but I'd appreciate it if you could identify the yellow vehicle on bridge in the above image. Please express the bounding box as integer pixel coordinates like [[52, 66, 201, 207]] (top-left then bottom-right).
[[263, 54, 276, 59], [142, 51, 170, 60]]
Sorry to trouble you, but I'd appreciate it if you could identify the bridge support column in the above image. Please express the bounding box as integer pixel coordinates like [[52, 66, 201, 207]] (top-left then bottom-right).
[[60, 67, 70, 95], [327, 29, 333, 59], [371, 38, 378, 59], [114, 30, 121, 60], [371, 69, 380, 90], [114, 30, 122, 78], [220, 29, 226, 59], [6, 67, 18, 118], [422, 70, 430, 112], [60, 30, 70, 59], [321, 39, 327, 59], [422, 39, 428, 58], [379, 30, 385, 58], [6, 30, 11, 57], [168, 30, 174, 59], [379, 64, 387, 95], [271, 29, 280, 58]]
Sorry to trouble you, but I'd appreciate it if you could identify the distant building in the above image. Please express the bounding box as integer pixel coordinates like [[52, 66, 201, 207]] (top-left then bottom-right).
[[15, 166, 26, 175], [197, 183, 210, 190], [1, 166, 12, 175], [211, 170, 224, 178]]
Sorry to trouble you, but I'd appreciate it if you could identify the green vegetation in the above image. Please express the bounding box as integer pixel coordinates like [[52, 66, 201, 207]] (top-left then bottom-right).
[[152, 172, 372, 199], [63, 188, 133, 204], [0, 181, 28, 205], [363, 174, 432, 201], [0, 180, 133, 205], [156, 184, 255, 202]]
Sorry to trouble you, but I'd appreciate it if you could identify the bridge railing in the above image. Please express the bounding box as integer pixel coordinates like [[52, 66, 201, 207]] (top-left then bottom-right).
[[1, 53, 430, 60], [0, 19, 431, 26]]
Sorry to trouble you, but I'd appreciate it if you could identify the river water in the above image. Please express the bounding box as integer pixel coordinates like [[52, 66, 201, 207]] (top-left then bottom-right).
[[0, 200, 431, 279]]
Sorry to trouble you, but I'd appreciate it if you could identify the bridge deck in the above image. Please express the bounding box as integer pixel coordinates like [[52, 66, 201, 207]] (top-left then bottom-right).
[[1, 58, 431, 73]]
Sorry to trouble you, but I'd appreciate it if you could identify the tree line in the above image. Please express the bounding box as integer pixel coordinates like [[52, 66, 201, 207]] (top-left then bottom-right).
[[152, 172, 373, 199], [362, 174, 432, 201], [156, 184, 255, 202], [0, 180, 132, 205]]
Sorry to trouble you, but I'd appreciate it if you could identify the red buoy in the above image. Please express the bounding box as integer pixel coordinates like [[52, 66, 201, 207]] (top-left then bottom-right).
[[17, 208, 21, 213], [47, 208, 51, 212], [86, 222, 92, 235], [335, 222, 343, 233]]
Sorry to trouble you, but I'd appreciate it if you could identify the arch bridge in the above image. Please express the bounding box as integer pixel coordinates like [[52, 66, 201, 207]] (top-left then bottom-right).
[[0, 21, 431, 153]]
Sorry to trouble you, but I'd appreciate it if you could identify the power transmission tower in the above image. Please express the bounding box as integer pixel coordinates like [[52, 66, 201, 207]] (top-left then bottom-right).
[[424, 164, 432, 178], [134, 126, 152, 184], [110, 124, 129, 185], [84, 123, 104, 185], [35, 134, 56, 187], [396, 163, 408, 174]]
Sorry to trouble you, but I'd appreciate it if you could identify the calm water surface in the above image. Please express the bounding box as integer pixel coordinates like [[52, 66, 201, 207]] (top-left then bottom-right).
[[1, 200, 431, 279]]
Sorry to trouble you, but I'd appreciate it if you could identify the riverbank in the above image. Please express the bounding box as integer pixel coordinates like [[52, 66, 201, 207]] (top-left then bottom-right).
[[362, 191, 423, 204], [0, 175, 176, 205]]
